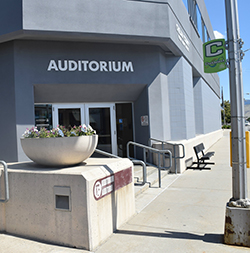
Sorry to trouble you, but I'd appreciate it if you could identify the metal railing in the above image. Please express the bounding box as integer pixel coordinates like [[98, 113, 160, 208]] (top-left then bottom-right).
[[95, 148, 149, 186], [148, 138, 185, 174], [95, 148, 120, 158], [127, 141, 172, 187], [0, 160, 9, 203]]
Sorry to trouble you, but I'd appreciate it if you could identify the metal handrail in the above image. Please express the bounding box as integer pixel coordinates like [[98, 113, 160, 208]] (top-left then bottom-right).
[[0, 160, 9, 203], [127, 141, 172, 187], [94, 149, 148, 186], [95, 148, 120, 158], [131, 159, 148, 186], [148, 138, 185, 174]]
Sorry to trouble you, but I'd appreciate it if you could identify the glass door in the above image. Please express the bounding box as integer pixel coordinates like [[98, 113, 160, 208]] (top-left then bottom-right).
[[52, 104, 85, 129], [85, 104, 117, 155], [52, 103, 117, 155]]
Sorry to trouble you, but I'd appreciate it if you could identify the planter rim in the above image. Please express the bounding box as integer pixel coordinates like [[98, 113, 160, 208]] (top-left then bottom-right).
[[20, 134, 97, 139], [21, 135, 98, 167]]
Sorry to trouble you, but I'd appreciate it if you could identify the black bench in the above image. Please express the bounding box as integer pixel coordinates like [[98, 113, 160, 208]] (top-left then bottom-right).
[[188, 143, 215, 170]]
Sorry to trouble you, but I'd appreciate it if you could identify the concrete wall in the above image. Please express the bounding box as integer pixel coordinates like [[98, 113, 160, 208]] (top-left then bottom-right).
[[0, 0, 220, 98], [0, 40, 161, 161], [194, 77, 221, 135], [0, 158, 135, 250], [0, 1, 22, 36], [0, 42, 18, 161], [0, 39, 221, 162], [166, 56, 196, 140], [148, 73, 171, 141], [22, 0, 170, 37], [177, 129, 223, 173], [153, 129, 223, 173]]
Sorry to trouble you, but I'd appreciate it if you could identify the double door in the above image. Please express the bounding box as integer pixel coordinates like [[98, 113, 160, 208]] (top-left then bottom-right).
[[52, 103, 117, 155]]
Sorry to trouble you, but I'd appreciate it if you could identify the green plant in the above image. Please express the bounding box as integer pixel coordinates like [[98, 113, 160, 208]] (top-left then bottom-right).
[[221, 100, 231, 124], [22, 125, 96, 138], [222, 124, 231, 129]]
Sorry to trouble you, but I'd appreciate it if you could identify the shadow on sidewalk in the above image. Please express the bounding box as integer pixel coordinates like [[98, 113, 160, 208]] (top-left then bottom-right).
[[115, 229, 224, 244]]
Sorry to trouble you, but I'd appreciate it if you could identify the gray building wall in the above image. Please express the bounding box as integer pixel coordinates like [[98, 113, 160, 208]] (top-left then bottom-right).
[[194, 77, 221, 135], [166, 56, 196, 140], [0, 0, 220, 97], [2, 40, 165, 161], [0, 42, 18, 161], [0, 0, 222, 162], [148, 72, 171, 141], [194, 77, 204, 134], [0, 1, 22, 36]]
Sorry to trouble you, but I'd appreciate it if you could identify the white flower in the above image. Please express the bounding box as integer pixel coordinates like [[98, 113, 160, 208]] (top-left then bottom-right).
[[22, 129, 30, 137], [81, 124, 87, 133], [71, 131, 77, 136], [57, 128, 64, 137]]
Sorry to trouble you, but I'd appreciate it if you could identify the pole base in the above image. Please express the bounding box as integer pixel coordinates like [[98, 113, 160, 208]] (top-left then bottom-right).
[[224, 203, 250, 247]]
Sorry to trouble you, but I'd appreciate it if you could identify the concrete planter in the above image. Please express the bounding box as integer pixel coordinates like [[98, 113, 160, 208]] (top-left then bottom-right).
[[21, 135, 98, 166]]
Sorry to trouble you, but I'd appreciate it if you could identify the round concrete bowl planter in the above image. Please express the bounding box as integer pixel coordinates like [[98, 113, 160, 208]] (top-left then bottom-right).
[[21, 135, 98, 166]]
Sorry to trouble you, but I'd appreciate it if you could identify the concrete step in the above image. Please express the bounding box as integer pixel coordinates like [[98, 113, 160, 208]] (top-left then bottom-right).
[[133, 164, 170, 197]]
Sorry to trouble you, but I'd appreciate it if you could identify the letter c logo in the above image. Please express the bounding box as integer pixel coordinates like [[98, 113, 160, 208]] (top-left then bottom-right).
[[205, 41, 223, 57]]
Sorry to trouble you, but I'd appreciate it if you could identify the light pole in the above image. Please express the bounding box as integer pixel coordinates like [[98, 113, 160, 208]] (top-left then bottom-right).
[[224, 0, 250, 247], [225, 0, 247, 201]]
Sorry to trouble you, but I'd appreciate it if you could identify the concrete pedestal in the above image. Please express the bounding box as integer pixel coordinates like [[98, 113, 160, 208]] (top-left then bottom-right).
[[224, 204, 250, 247], [0, 158, 135, 251]]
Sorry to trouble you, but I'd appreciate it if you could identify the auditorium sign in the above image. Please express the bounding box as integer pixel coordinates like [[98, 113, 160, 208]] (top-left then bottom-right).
[[47, 60, 134, 72]]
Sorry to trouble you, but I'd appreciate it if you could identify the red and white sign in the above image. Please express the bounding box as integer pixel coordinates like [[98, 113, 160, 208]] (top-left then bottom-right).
[[93, 167, 132, 200], [141, 115, 148, 126]]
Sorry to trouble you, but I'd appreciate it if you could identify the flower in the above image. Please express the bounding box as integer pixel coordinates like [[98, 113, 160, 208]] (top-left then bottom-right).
[[22, 127, 39, 138], [57, 128, 64, 137], [22, 125, 96, 138], [81, 124, 87, 133]]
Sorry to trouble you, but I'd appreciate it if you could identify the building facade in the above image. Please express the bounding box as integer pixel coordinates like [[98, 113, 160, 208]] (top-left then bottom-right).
[[0, 0, 222, 170]]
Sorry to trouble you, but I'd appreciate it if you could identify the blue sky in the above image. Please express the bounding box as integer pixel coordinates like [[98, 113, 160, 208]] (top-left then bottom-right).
[[204, 0, 250, 101]]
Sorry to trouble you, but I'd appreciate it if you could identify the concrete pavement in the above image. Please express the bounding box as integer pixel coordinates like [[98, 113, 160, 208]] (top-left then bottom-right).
[[1, 130, 250, 252]]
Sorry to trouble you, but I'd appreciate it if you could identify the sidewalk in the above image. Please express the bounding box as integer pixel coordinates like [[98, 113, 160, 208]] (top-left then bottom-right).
[[1, 130, 250, 252]]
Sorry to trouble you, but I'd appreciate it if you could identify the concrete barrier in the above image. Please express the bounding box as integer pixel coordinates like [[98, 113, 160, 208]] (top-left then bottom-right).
[[0, 158, 135, 251], [153, 129, 223, 173]]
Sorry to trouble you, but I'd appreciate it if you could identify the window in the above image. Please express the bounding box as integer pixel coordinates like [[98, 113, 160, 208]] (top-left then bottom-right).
[[35, 104, 52, 130], [182, 0, 188, 10], [184, 0, 212, 42], [196, 5, 203, 40], [207, 32, 211, 41], [185, 0, 211, 42], [203, 24, 208, 42], [188, 0, 197, 25]]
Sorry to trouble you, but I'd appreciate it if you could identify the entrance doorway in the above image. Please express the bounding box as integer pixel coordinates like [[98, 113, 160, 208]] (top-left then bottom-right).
[[116, 103, 134, 157], [35, 103, 133, 157], [52, 103, 117, 155], [85, 104, 116, 155]]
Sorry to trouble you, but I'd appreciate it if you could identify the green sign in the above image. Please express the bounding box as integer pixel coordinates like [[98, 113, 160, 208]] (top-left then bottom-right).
[[203, 39, 227, 73]]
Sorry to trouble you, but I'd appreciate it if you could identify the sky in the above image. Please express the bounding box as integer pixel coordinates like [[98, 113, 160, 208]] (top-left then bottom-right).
[[204, 0, 250, 101]]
